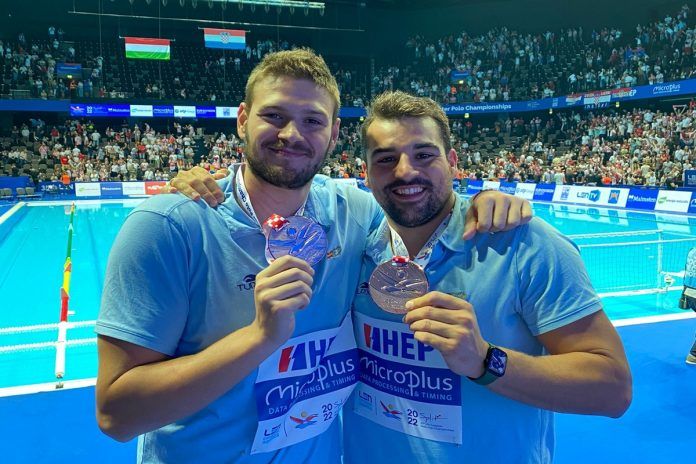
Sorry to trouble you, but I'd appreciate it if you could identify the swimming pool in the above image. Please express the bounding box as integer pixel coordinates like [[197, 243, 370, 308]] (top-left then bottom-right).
[[1, 198, 694, 390]]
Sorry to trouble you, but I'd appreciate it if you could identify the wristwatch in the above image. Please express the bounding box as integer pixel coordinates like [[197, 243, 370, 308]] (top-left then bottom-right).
[[468, 343, 508, 386]]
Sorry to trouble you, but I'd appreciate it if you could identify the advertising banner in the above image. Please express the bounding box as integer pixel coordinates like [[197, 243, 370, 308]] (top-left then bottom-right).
[[122, 182, 146, 196], [553, 185, 629, 207], [514, 183, 537, 200], [465, 180, 484, 195], [75, 182, 102, 197], [654, 190, 692, 213], [100, 182, 123, 198], [145, 181, 167, 195], [626, 188, 659, 210], [533, 183, 556, 202]]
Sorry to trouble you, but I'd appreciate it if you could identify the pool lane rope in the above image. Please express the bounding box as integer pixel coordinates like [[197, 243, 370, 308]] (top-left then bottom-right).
[[55, 203, 76, 380]]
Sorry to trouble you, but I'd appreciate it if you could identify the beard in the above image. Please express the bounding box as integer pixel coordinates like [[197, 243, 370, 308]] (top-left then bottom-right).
[[244, 133, 330, 189], [377, 179, 452, 228]]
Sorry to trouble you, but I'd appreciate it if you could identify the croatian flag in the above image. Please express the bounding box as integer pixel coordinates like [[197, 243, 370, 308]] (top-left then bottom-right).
[[204, 28, 246, 50], [124, 37, 170, 60]]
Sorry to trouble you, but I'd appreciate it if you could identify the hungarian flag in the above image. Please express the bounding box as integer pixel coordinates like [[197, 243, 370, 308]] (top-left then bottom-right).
[[203, 28, 246, 50], [124, 37, 171, 60]]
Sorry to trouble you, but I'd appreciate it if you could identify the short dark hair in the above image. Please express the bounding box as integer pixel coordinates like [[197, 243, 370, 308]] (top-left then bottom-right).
[[361, 91, 451, 152], [245, 48, 340, 120]]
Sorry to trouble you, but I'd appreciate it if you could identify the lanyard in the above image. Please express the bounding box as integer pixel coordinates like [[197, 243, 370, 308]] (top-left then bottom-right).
[[385, 212, 452, 269], [233, 164, 307, 227]]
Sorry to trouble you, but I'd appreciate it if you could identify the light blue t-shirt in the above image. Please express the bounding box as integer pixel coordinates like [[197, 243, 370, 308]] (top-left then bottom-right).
[[97, 171, 381, 464], [344, 196, 603, 464]]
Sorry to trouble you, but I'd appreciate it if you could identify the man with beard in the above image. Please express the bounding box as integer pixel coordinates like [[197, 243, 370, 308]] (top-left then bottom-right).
[[96, 50, 529, 463], [167, 91, 632, 463], [343, 91, 631, 463]]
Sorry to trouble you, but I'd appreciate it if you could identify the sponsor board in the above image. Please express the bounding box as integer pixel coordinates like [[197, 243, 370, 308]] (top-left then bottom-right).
[[215, 106, 238, 118], [654, 190, 691, 213], [173, 106, 196, 118], [153, 106, 174, 117], [122, 182, 146, 196], [533, 183, 556, 202], [196, 106, 217, 118], [499, 182, 517, 195], [514, 182, 537, 200], [689, 194, 696, 215], [482, 180, 500, 191], [626, 188, 659, 210], [130, 105, 154, 117], [552, 185, 629, 207], [74, 182, 101, 197], [100, 182, 123, 198], [652, 83, 681, 96], [684, 170, 696, 188], [465, 180, 483, 195], [145, 181, 168, 195]]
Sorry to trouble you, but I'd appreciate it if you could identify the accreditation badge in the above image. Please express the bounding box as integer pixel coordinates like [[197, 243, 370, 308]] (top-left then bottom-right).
[[353, 312, 463, 445], [250, 313, 358, 454]]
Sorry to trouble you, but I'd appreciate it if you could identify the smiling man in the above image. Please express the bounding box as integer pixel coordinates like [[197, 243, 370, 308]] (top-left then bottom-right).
[[343, 91, 632, 463], [95, 49, 533, 464], [96, 49, 383, 463]]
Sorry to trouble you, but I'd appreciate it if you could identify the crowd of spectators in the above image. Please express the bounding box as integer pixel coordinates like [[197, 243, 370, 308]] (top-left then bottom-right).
[[1, 101, 693, 191], [1, 119, 227, 184], [457, 103, 695, 189], [0, 117, 368, 185], [375, 5, 694, 104], [0, 25, 105, 99], [2, 6, 693, 107], [0, 30, 369, 106]]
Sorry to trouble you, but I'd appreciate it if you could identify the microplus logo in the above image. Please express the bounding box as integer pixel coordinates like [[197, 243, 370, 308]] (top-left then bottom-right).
[[652, 83, 681, 95]]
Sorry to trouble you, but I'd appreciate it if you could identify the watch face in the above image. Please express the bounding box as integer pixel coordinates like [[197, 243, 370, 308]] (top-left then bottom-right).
[[488, 347, 508, 377]]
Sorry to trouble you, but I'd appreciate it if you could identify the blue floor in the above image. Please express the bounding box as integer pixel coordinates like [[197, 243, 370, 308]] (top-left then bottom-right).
[[555, 317, 696, 464], [1, 318, 694, 463]]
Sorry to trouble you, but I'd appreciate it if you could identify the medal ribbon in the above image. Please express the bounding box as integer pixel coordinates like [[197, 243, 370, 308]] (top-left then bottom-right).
[[386, 212, 452, 269], [234, 164, 307, 228]]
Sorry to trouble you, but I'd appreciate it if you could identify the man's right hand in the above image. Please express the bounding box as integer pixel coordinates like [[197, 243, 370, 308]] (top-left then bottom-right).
[[252, 255, 314, 347], [163, 166, 227, 207]]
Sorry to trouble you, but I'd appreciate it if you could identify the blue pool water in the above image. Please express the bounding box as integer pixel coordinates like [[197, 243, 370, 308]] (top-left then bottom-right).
[[0, 199, 694, 389]]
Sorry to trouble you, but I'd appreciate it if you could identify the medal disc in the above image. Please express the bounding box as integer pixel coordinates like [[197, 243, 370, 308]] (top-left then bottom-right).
[[267, 215, 328, 267], [369, 257, 429, 314]]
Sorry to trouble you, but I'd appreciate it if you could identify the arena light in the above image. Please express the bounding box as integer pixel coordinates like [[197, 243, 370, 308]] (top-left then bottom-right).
[[207, 0, 325, 10]]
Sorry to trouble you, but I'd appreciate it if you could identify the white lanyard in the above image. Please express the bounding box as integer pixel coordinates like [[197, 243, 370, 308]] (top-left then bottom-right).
[[386, 212, 451, 269], [233, 165, 307, 227]]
